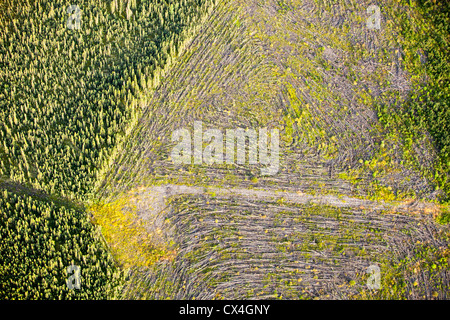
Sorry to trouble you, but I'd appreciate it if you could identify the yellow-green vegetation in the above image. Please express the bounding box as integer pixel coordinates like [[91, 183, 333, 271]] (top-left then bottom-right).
[[122, 193, 449, 299], [0, 0, 216, 200], [376, 0, 450, 202], [0, 189, 123, 299], [355, 238, 450, 299], [105, 0, 450, 300], [89, 196, 176, 269], [0, 0, 216, 299], [437, 204, 450, 225], [99, 0, 446, 209], [311, 0, 450, 205], [1, 0, 449, 301]]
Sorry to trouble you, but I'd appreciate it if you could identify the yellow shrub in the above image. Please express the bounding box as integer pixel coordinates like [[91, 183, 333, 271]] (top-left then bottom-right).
[[89, 196, 176, 269]]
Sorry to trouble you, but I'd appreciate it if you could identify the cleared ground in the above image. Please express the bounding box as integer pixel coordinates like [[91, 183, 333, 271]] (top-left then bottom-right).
[[115, 186, 448, 299], [92, 0, 450, 299]]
